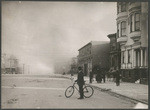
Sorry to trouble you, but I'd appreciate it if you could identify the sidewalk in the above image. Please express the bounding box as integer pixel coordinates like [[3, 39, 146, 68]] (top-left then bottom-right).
[[61, 74, 148, 105], [89, 80, 148, 104]]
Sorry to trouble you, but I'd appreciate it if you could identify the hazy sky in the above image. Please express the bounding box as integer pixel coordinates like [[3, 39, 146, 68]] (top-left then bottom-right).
[[2, 1, 117, 74]]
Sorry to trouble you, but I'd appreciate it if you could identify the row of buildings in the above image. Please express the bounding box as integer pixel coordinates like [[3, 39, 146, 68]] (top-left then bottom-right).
[[70, 2, 148, 84], [1, 53, 27, 74], [114, 2, 148, 84], [77, 41, 110, 76], [2, 53, 19, 74]]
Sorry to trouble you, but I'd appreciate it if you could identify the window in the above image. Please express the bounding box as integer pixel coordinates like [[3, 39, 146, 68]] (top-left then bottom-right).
[[112, 43, 116, 50], [112, 56, 115, 66], [135, 13, 140, 31], [117, 2, 126, 13], [89, 49, 91, 54], [117, 23, 119, 37], [121, 2, 126, 12], [143, 49, 145, 66], [122, 71, 125, 77], [128, 50, 131, 63], [130, 14, 134, 32], [129, 71, 131, 77], [130, 13, 140, 32], [121, 21, 126, 36], [135, 49, 141, 67], [122, 51, 125, 63]]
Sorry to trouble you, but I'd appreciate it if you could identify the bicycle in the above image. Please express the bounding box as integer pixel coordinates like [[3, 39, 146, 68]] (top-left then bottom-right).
[[65, 80, 94, 98]]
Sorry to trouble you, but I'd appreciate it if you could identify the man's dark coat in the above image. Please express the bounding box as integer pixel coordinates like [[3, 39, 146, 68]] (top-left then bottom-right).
[[77, 70, 84, 85]]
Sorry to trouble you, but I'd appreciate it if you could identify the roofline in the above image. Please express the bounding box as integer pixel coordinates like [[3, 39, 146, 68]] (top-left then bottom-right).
[[107, 33, 116, 38], [78, 41, 92, 51], [78, 41, 109, 51]]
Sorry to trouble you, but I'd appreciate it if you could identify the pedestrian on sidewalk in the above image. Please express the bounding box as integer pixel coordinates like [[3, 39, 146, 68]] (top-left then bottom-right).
[[106, 69, 111, 81], [102, 69, 106, 83], [75, 66, 85, 99], [102, 73, 106, 83], [115, 67, 120, 86], [96, 73, 102, 83], [70, 70, 74, 78], [111, 68, 116, 82], [89, 69, 93, 83], [62, 72, 66, 75]]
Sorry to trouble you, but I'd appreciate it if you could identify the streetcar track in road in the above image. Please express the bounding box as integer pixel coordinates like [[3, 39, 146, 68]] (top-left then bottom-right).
[[2, 86, 66, 90]]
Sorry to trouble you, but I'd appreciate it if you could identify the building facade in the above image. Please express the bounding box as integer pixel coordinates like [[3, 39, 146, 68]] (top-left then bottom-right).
[[78, 41, 110, 76], [70, 57, 78, 75], [107, 33, 121, 71], [116, 2, 148, 84], [1, 54, 19, 74]]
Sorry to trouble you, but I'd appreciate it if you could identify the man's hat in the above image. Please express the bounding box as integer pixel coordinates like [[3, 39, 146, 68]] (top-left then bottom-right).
[[78, 66, 82, 70]]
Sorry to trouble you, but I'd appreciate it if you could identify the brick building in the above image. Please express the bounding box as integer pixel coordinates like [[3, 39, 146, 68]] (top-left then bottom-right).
[[78, 41, 110, 76], [116, 2, 148, 84]]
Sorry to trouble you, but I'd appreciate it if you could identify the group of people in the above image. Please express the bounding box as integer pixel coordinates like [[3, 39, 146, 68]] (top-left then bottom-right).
[[89, 67, 121, 86], [89, 70, 105, 83], [74, 66, 121, 100]]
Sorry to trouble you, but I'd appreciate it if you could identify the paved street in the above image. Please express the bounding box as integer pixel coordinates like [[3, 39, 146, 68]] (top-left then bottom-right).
[[2, 74, 138, 109]]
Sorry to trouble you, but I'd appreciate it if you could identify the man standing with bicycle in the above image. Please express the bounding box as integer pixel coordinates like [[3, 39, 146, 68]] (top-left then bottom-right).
[[75, 66, 85, 99]]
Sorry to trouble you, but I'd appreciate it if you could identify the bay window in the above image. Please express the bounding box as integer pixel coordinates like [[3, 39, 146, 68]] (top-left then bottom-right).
[[130, 13, 140, 32], [130, 14, 134, 32], [117, 23, 119, 37], [135, 13, 140, 31], [117, 2, 127, 14], [121, 2, 126, 12], [121, 21, 126, 36], [121, 51, 125, 63], [128, 50, 131, 63]]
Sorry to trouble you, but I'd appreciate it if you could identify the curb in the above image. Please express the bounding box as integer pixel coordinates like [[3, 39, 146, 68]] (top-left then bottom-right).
[[60, 75, 71, 79], [61, 75, 148, 105], [88, 84, 148, 105]]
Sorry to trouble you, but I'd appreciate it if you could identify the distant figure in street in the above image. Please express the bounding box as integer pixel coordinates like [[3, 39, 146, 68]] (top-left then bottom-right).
[[62, 72, 66, 75], [102, 72, 106, 83], [106, 70, 111, 81], [75, 66, 85, 99], [111, 69, 116, 82], [95, 68, 102, 83], [70, 70, 74, 78], [96, 69, 101, 83], [115, 67, 120, 86], [70, 70, 74, 81], [96, 73, 102, 83], [89, 69, 93, 83]]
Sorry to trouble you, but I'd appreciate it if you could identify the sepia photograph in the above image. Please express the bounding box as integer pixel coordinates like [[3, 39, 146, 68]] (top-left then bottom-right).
[[1, 1, 148, 109]]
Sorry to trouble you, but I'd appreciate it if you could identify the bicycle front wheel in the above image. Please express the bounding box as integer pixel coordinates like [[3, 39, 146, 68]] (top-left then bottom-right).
[[83, 85, 94, 98], [65, 86, 74, 98]]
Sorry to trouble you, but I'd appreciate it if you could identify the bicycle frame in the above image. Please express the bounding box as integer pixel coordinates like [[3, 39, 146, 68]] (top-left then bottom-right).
[[72, 82, 88, 93], [65, 80, 94, 98], [72, 82, 80, 93]]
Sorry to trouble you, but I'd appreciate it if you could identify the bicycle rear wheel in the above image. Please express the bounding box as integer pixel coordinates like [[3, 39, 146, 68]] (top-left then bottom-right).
[[83, 85, 94, 98], [65, 86, 74, 98]]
